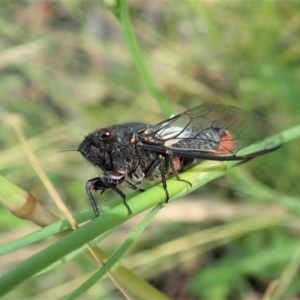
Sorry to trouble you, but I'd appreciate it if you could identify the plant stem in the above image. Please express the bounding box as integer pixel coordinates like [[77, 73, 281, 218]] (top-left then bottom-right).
[[109, 0, 173, 116]]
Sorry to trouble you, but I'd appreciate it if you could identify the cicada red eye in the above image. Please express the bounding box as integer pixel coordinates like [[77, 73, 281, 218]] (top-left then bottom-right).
[[98, 128, 114, 141]]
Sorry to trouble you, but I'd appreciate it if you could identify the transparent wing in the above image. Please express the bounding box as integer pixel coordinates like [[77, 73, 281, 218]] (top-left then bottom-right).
[[139, 104, 283, 160]]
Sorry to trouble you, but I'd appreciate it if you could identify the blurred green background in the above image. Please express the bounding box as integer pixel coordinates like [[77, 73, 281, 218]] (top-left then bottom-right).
[[0, 0, 299, 299]]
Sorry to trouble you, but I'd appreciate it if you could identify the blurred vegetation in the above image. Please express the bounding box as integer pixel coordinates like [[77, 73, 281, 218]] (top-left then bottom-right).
[[0, 0, 299, 299]]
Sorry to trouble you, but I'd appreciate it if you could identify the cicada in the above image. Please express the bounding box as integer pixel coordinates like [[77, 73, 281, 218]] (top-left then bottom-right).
[[78, 104, 282, 217]]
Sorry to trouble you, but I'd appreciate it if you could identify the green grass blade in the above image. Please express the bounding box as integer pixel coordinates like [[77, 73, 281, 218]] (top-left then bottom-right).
[[106, 0, 173, 116], [65, 204, 166, 300]]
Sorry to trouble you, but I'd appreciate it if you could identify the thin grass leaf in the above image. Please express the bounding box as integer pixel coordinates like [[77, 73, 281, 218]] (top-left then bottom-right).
[[106, 0, 173, 116], [65, 204, 166, 300]]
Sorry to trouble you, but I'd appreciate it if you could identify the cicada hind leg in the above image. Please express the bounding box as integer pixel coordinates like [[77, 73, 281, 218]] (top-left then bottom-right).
[[146, 153, 193, 204]]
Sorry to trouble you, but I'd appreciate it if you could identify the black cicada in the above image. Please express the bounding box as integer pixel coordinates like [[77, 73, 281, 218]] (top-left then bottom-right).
[[78, 104, 282, 217]]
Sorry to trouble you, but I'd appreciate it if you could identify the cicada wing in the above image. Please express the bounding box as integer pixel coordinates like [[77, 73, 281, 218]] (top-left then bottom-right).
[[139, 104, 283, 160]]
